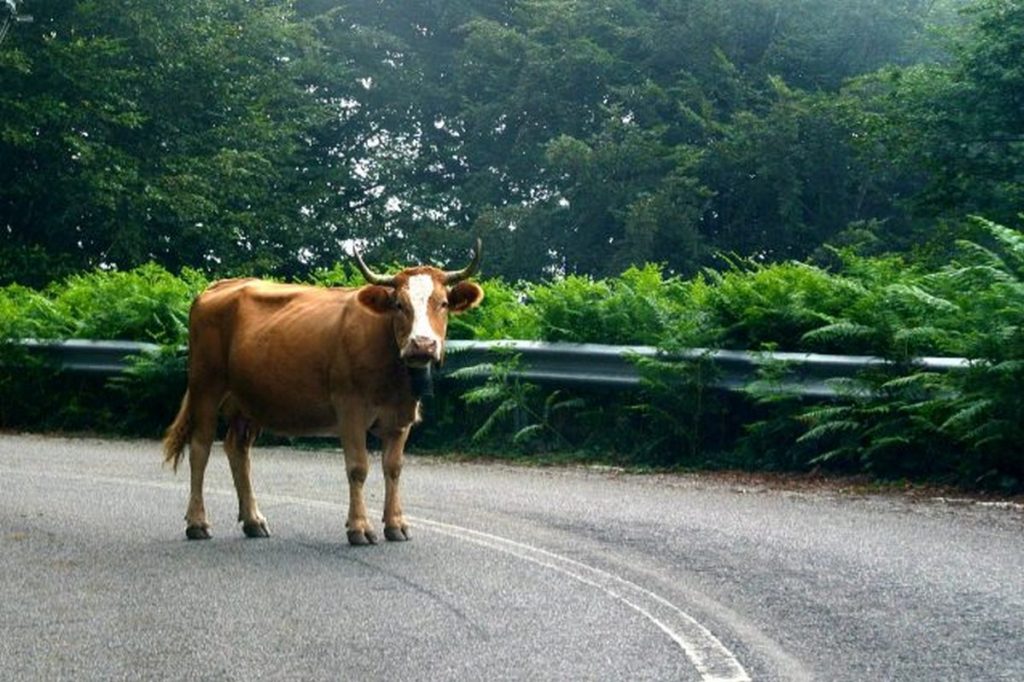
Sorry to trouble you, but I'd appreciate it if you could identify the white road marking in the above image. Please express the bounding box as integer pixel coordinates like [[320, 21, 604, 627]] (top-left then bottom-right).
[[410, 515, 752, 682], [1, 464, 751, 682]]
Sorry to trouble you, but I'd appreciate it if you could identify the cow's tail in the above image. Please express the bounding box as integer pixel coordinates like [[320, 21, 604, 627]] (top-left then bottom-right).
[[163, 390, 192, 472]]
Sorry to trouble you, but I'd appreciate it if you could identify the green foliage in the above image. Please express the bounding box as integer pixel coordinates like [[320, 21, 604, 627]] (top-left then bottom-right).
[[737, 356, 814, 471], [0, 339, 124, 434], [0, 1, 333, 284], [0, 341, 59, 426], [786, 218, 1024, 489], [523, 264, 709, 346], [699, 84, 877, 263], [629, 354, 726, 466], [525, 275, 617, 343], [51, 264, 207, 344], [839, 0, 1024, 235], [1, 263, 206, 343], [0, 264, 202, 434], [705, 259, 865, 351], [795, 369, 953, 476], [454, 355, 582, 451], [306, 263, 363, 289], [109, 345, 189, 436], [448, 278, 539, 341], [2, 219, 1023, 490], [0, 285, 68, 339]]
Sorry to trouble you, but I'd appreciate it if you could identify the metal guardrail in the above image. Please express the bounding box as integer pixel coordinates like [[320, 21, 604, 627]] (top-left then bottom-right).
[[445, 341, 971, 397], [7, 338, 972, 398], [11, 339, 162, 375]]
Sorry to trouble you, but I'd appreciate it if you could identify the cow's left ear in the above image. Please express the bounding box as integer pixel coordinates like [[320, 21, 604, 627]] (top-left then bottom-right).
[[448, 282, 484, 314]]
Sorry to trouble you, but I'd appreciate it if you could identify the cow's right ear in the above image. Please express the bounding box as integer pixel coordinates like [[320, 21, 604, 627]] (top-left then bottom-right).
[[357, 285, 394, 315]]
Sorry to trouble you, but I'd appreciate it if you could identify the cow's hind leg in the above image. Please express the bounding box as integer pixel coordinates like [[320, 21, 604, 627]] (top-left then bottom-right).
[[224, 415, 269, 538], [184, 393, 220, 540]]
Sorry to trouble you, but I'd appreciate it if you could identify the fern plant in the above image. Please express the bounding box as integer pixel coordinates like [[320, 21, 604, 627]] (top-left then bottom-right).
[[523, 264, 706, 346], [50, 263, 207, 344], [735, 352, 821, 470], [108, 345, 189, 436], [628, 352, 724, 466], [0, 284, 70, 339], [453, 354, 583, 451], [704, 258, 863, 351], [925, 218, 1024, 487], [793, 218, 1024, 489], [447, 277, 540, 341], [795, 369, 954, 476]]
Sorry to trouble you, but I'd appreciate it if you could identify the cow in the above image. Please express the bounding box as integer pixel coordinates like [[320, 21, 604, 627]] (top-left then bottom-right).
[[162, 240, 484, 545]]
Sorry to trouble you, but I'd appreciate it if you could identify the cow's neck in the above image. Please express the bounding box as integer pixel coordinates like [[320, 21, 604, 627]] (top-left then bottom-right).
[[407, 365, 434, 398]]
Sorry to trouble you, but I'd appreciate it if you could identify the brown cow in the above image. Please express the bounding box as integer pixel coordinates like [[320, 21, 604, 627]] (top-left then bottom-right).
[[162, 240, 484, 545]]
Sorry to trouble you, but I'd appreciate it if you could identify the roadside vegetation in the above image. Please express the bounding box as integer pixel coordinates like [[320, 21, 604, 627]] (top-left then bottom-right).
[[1, 217, 1021, 492]]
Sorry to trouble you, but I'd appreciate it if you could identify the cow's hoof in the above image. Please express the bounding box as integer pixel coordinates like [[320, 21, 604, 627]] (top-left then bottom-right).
[[242, 520, 270, 538], [347, 529, 378, 546], [185, 525, 212, 540], [384, 526, 411, 542]]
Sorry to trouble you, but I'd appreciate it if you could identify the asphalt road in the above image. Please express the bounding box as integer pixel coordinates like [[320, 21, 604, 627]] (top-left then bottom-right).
[[1, 434, 1022, 681]]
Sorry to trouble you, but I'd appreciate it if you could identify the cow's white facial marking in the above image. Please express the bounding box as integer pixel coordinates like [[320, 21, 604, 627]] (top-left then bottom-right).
[[404, 274, 443, 361]]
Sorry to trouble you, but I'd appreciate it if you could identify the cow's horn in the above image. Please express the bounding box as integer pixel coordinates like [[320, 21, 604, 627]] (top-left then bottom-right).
[[352, 245, 397, 287], [443, 238, 483, 285]]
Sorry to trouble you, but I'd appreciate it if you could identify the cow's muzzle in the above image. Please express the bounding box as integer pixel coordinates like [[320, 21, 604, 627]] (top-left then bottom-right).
[[402, 336, 440, 367]]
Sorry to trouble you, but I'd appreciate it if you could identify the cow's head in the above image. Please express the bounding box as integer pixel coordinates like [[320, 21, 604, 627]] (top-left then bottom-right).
[[353, 239, 485, 367]]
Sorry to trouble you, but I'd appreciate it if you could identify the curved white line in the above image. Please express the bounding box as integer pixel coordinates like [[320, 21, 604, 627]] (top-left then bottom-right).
[[1, 466, 750, 681], [409, 515, 751, 682]]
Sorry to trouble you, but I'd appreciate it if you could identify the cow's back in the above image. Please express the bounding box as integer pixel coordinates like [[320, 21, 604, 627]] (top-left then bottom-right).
[[187, 278, 391, 434]]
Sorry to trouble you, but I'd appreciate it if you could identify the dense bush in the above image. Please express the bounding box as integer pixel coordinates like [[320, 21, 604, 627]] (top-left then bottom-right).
[[789, 219, 1024, 488], [0, 263, 207, 344], [1, 219, 1022, 490], [705, 259, 865, 352], [449, 277, 539, 341]]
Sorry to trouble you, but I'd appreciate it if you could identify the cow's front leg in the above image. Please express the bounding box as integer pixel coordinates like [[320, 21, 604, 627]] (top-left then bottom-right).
[[380, 425, 412, 542], [340, 411, 377, 546]]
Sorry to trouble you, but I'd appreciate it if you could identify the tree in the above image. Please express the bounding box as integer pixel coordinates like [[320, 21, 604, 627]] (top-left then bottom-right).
[[698, 78, 886, 262], [841, 0, 1024, 238], [0, 0, 983, 285], [0, 1, 336, 284]]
